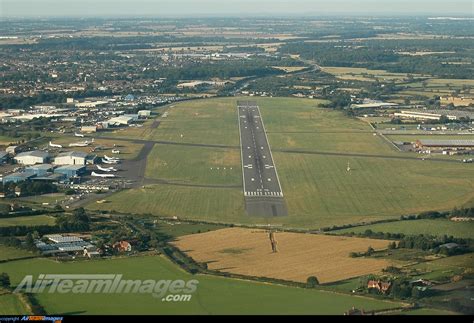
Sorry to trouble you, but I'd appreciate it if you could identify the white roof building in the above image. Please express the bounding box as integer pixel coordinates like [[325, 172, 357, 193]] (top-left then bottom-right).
[[14, 150, 50, 165], [54, 151, 89, 165]]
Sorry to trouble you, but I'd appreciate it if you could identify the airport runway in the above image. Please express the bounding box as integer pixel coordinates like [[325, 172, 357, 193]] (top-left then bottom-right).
[[237, 101, 287, 217]]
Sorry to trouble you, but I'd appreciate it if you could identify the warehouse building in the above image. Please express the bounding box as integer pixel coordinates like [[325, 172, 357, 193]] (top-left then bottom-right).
[[415, 139, 474, 150], [2, 172, 36, 184], [25, 164, 54, 176], [108, 115, 134, 126], [14, 150, 50, 165], [394, 109, 474, 121], [0, 151, 8, 163], [54, 151, 88, 165], [54, 165, 86, 178], [138, 110, 151, 118]]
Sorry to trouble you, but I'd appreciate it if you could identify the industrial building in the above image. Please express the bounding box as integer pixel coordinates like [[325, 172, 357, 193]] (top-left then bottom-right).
[[394, 110, 474, 121], [108, 115, 134, 126], [14, 150, 50, 165], [0, 151, 8, 163], [81, 125, 97, 133], [2, 172, 36, 184], [415, 139, 474, 149], [24, 164, 54, 176], [54, 165, 86, 178], [54, 151, 88, 165], [138, 110, 151, 118]]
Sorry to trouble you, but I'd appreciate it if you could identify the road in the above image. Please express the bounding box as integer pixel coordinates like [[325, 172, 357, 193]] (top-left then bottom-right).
[[237, 100, 287, 216]]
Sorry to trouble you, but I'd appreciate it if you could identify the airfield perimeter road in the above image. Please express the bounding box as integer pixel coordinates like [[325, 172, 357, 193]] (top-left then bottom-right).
[[237, 101, 287, 217]]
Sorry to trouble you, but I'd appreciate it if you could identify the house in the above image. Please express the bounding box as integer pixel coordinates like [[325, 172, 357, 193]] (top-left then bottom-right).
[[14, 150, 50, 165], [113, 240, 132, 252], [367, 280, 392, 293], [54, 151, 88, 165]]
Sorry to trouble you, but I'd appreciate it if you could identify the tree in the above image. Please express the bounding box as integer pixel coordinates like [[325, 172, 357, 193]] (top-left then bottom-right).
[[306, 276, 319, 288], [25, 232, 35, 250], [0, 273, 10, 288], [366, 246, 375, 256], [388, 242, 397, 250]]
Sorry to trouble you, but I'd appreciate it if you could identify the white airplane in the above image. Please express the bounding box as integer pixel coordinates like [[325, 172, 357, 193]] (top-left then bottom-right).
[[104, 154, 120, 161], [74, 132, 85, 138], [69, 141, 89, 147], [102, 158, 119, 164], [111, 149, 120, 154], [91, 171, 116, 178], [49, 141, 63, 148], [97, 165, 117, 172]]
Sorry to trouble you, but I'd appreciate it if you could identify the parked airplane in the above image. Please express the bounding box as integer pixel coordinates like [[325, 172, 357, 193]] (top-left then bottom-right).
[[49, 141, 63, 148], [69, 142, 89, 147], [104, 154, 120, 161], [74, 132, 85, 138], [97, 165, 118, 172], [102, 158, 119, 164], [111, 149, 120, 154], [91, 171, 116, 178]]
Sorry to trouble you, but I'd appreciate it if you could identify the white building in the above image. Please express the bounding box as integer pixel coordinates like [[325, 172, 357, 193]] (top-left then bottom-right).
[[108, 115, 134, 126], [138, 110, 151, 118], [54, 151, 88, 165], [81, 125, 97, 133], [14, 150, 50, 165]]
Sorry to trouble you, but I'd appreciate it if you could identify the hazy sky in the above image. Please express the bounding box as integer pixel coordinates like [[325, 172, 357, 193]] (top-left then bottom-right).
[[1, 0, 473, 18]]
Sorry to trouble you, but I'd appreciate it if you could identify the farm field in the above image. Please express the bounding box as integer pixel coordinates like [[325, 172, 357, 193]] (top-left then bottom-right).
[[0, 256, 406, 315], [0, 245, 36, 261], [0, 215, 56, 227], [88, 97, 474, 229], [0, 294, 30, 315], [332, 219, 474, 239], [321, 66, 416, 82], [172, 227, 393, 284]]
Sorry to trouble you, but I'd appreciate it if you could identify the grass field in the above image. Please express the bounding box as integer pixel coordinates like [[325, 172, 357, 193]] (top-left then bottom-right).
[[173, 228, 393, 284], [0, 215, 56, 227], [0, 256, 406, 315], [321, 66, 416, 82], [88, 97, 474, 229], [332, 219, 474, 239], [0, 294, 30, 315], [0, 245, 36, 261], [145, 144, 241, 185]]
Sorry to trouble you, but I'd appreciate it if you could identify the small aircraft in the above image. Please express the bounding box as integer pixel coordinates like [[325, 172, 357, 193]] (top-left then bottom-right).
[[91, 171, 116, 178], [74, 132, 85, 138], [111, 149, 120, 154], [97, 165, 118, 172], [104, 154, 120, 161], [49, 141, 63, 148], [102, 158, 119, 164]]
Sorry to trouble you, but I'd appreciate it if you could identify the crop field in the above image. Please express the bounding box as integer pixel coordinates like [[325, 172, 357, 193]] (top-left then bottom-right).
[[0, 256, 405, 315], [321, 66, 415, 82], [0, 294, 30, 315], [0, 215, 56, 227], [88, 97, 474, 229], [173, 227, 393, 284], [145, 144, 241, 185], [332, 219, 474, 239], [0, 245, 36, 261]]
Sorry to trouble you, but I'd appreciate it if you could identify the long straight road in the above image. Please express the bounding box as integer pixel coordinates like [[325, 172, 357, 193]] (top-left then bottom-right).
[[237, 101, 287, 216]]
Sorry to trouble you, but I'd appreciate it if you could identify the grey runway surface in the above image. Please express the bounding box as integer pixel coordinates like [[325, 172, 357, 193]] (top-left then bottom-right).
[[237, 101, 287, 216]]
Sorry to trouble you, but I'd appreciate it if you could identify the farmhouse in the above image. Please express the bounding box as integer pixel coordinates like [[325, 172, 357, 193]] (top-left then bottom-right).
[[14, 150, 50, 165], [367, 280, 392, 294], [54, 151, 88, 165]]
